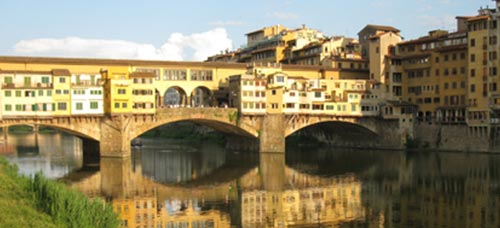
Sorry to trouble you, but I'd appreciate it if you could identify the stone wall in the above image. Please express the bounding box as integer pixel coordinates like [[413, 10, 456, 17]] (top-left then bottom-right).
[[288, 119, 404, 150], [415, 123, 490, 152]]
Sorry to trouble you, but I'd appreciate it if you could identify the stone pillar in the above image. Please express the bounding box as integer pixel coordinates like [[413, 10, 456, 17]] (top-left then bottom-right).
[[100, 116, 131, 157], [100, 157, 133, 198], [259, 114, 285, 153]]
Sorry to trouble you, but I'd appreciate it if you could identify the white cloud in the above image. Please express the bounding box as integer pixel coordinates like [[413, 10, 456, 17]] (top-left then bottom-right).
[[209, 20, 243, 26], [268, 12, 299, 20], [13, 28, 233, 61]]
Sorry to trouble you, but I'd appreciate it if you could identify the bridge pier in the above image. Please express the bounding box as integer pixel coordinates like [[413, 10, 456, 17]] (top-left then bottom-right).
[[259, 114, 285, 153], [100, 116, 131, 157]]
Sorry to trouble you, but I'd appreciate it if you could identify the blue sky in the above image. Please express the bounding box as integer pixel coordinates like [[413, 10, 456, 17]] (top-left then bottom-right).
[[0, 0, 491, 61]]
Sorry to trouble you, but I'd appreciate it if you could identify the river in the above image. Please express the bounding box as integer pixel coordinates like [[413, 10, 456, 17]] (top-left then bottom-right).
[[3, 131, 500, 228]]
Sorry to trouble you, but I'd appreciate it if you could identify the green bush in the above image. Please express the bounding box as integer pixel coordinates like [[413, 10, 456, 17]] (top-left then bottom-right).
[[29, 173, 119, 228], [0, 156, 119, 228]]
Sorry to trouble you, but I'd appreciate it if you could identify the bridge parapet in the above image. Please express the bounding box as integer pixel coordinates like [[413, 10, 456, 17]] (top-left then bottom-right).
[[0, 116, 102, 141]]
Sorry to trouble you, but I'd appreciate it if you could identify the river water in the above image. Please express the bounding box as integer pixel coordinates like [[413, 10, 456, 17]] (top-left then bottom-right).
[[3, 132, 500, 228]]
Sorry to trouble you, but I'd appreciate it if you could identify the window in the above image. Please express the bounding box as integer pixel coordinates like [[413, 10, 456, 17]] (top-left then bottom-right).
[[38, 90, 43, 96], [471, 54, 475, 62], [471, 69, 476, 77], [190, 70, 213, 81], [24, 77, 31, 87], [4, 91, 11, 97], [76, 103, 83, 110], [314, 92, 322, 98], [471, 38, 475, 47], [57, 102, 67, 110], [471, 84, 476, 92], [163, 69, 187, 80], [90, 102, 98, 109], [15, 104, 24, 111], [47, 90, 52, 96], [59, 77, 66, 83], [276, 76, 285, 83], [42, 77, 49, 83], [15, 91, 21, 97], [490, 67, 497, 76], [5, 104, 11, 111], [117, 89, 126, 94], [272, 90, 276, 95], [114, 103, 119, 108], [122, 102, 127, 108], [4, 76, 12, 84]]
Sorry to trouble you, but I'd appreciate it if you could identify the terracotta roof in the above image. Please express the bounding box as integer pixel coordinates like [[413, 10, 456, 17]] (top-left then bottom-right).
[[287, 76, 309, 80], [0, 56, 247, 69], [129, 72, 156, 78], [467, 15, 489, 21], [51, 69, 71, 76], [358, 24, 400, 35]]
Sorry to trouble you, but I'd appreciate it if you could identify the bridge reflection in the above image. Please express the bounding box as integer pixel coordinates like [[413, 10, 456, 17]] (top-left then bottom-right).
[[64, 150, 376, 228], [63, 149, 500, 228]]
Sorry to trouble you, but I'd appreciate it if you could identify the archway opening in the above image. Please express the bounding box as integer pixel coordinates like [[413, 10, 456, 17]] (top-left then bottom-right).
[[191, 86, 213, 107], [133, 120, 259, 184], [164, 86, 188, 107], [286, 121, 379, 148]]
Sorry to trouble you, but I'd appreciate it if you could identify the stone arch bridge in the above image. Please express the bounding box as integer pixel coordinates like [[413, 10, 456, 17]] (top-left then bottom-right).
[[0, 108, 402, 157]]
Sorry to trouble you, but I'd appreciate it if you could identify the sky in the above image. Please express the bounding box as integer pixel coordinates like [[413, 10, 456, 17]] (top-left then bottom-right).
[[0, 0, 492, 61]]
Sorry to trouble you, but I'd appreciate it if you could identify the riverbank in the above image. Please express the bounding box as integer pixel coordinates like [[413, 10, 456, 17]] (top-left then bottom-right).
[[0, 156, 119, 228]]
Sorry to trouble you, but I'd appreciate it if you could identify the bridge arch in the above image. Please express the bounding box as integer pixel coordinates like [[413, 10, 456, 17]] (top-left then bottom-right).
[[130, 108, 259, 140], [285, 116, 379, 138], [0, 121, 101, 141], [190, 86, 213, 107], [164, 86, 188, 107]]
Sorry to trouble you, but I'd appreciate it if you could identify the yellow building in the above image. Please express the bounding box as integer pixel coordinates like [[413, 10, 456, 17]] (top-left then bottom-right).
[[51, 69, 72, 116], [394, 29, 468, 123], [129, 71, 156, 114], [102, 68, 132, 115]]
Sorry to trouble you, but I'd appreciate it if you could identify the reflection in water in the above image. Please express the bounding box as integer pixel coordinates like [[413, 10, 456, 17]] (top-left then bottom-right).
[[3, 132, 82, 178], [7, 133, 500, 228], [138, 139, 228, 183]]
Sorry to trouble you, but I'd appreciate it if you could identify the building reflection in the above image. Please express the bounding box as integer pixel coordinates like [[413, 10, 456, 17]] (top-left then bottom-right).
[[64, 147, 500, 228]]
